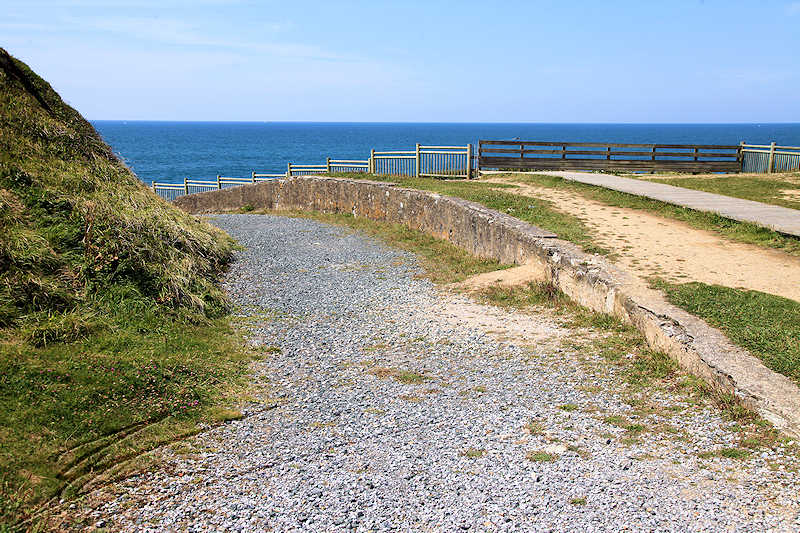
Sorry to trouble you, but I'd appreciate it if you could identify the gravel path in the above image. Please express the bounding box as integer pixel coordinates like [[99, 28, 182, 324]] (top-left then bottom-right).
[[80, 214, 800, 532]]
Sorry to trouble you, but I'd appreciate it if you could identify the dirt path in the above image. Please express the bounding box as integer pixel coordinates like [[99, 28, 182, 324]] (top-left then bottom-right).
[[485, 176, 800, 303]]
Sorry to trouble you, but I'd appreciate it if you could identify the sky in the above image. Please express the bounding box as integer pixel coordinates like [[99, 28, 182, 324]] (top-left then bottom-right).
[[3, 0, 800, 122]]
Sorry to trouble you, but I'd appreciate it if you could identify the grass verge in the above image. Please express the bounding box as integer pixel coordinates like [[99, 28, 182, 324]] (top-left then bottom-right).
[[652, 279, 800, 386], [502, 173, 800, 256]]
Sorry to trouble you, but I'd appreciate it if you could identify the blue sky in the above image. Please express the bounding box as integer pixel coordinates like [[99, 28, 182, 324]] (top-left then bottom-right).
[[3, 0, 799, 122]]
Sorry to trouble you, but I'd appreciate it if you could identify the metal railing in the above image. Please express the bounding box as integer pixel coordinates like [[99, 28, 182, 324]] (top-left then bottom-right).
[[371, 149, 417, 176], [419, 145, 471, 178], [741, 143, 800, 173]]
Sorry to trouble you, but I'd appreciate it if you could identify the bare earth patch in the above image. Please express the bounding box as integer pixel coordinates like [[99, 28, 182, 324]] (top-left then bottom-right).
[[485, 176, 800, 303]]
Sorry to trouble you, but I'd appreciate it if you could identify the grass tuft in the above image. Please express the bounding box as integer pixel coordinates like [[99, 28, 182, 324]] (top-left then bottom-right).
[[526, 451, 557, 462]]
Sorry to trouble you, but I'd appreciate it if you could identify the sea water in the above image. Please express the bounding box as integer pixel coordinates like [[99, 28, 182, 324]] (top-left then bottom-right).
[[91, 121, 800, 184]]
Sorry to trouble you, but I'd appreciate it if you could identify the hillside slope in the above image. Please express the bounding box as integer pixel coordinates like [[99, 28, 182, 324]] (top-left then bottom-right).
[[0, 47, 234, 329], [0, 48, 249, 527]]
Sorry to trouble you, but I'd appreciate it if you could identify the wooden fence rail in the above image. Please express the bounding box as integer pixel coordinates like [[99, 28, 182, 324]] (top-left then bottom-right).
[[478, 140, 743, 173]]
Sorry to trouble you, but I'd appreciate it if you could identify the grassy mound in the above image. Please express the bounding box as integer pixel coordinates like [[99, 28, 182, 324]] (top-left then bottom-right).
[[0, 48, 248, 526]]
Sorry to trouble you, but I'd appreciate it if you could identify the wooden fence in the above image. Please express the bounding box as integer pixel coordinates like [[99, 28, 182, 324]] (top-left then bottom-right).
[[741, 143, 800, 173], [477, 140, 743, 173]]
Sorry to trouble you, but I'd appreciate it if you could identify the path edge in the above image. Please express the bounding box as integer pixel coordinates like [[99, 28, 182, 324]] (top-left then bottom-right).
[[174, 176, 800, 438]]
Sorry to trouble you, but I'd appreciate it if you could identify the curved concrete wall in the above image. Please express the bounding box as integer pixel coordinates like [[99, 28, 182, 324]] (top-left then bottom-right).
[[175, 176, 800, 437]]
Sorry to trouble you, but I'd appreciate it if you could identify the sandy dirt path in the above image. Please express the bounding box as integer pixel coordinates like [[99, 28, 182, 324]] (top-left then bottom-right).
[[484, 175, 800, 303]]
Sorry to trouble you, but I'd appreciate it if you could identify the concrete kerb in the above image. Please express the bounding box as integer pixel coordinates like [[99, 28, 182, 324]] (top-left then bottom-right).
[[174, 175, 800, 437]]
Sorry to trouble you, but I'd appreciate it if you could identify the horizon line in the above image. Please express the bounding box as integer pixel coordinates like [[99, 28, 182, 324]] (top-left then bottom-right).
[[88, 120, 800, 125]]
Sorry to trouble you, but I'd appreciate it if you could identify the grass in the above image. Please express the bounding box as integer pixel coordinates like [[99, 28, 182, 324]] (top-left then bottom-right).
[[0, 48, 248, 527], [698, 448, 752, 460], [328, 172, 610, 255], [525, 420, 545, 435], [368, 367, 428, 385], [526, 451, 556, 462], [503, 173, 800, 257], [643, 173, 800, 211], [652, 279, 800, 386], [570, 497, 587, 506], [461, 448, 486, 458]]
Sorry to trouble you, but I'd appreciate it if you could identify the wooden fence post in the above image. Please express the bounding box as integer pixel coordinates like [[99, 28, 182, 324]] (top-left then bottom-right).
[[287, 163, 292, 177], [767, 142, 776, 174], [466, 144, 472, 179], [251, 171, 256, 183], [216, 174, 221, 189], [326, 157, 331, 173], [369, 149, 375, 174], [415, 143, 421, 178], [151, 181, 156, 192], [184, 177, 189, 195], [739, 141, 745, 172]]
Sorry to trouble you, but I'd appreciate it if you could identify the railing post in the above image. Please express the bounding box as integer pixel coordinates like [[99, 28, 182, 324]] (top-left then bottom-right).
[[369, 149, 375, 174], [287, 163, 292, 178], [251, 171, 256, 183], [466, 144, 472, 179], [216, 174, 221, 189], [184, 177, 189, 195], [326, 157, 331, 173], [476, 141, 481, 178], [767, 142, 776, 174], [152, 181, 156, 192], [415, 143, 421, 178]]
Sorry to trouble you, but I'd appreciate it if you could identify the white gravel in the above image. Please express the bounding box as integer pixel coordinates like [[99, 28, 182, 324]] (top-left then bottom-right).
[[79, 214, 800, 532]]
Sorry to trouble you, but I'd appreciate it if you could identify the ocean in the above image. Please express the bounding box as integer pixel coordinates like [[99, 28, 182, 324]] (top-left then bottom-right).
[[91, 121, 800, 185]]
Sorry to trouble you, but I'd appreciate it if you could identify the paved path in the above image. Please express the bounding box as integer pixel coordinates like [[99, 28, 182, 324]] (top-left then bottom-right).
[[74, 215, 800, 532], [537, 171, 800, 237]]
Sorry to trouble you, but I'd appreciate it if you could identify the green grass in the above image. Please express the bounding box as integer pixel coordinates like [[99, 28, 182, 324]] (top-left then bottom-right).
[[646, 174, 800, 211], [0, 48, 246, 527], [698, 447, 751, 460], [653, 279, 800, 385], [526, 451, 556, 462], [461, 448, 486, 458], [0, 308, 257, 524], [252, 210, 508, 285], [328, 172, 610, 255], [504, 173, 800, 257]]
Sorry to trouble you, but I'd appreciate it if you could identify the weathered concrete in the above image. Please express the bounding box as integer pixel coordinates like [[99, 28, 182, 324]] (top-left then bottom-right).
[[175, 176, 800, 437], [538, 170, 800, 237]]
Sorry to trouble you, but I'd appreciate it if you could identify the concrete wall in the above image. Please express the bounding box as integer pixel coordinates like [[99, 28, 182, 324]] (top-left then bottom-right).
[[175, 176, 800, 437]]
